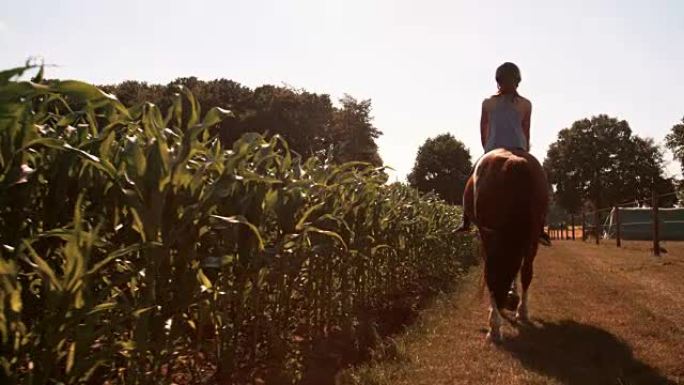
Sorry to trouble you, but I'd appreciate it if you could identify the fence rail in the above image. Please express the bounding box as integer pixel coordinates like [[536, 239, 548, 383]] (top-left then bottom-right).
[[547, 188, 682, 256]]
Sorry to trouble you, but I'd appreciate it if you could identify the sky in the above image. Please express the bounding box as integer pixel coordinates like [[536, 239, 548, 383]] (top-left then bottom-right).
[[2, 0, 683, 181]]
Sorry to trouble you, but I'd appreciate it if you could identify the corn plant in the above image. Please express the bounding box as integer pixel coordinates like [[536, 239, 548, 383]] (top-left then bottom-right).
[[0, 65, 473, 385]]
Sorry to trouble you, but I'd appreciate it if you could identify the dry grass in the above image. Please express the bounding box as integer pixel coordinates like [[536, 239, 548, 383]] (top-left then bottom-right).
[[340, 240, 684, 385]]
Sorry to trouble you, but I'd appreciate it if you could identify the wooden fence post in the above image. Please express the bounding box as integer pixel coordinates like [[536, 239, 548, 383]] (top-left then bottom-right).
[[571, 214, 576, 240], [615, 207, 621, 248], [595, 210, 600, 245], [653, 189, 660, 256]]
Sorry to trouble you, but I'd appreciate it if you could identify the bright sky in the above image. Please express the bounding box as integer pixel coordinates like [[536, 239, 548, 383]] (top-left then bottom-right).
[[2, 0, 683, 180]]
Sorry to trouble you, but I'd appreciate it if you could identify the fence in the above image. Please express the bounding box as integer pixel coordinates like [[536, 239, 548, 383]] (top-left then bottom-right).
[[547, 189, 682, 256]]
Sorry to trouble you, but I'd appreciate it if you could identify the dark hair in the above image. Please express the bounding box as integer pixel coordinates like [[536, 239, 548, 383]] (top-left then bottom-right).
[[495, 62, 521, 100]]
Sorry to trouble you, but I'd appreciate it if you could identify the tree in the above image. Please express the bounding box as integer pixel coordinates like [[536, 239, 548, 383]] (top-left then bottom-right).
[[407, 133, 472, 204], [665, 117, 684, 175], [328, 95, 383, 166], [102, 79, 382, 165], [237, 85, 335, 159], [544, 115, 676, 213]]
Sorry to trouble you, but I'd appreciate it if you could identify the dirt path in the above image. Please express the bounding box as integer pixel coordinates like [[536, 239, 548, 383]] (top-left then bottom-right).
[[344, 241, 684, 385]]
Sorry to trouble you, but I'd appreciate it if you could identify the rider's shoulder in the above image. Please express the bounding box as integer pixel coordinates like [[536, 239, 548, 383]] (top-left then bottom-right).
[[482, 96, 497, 108], [517, 95, 532, 106]]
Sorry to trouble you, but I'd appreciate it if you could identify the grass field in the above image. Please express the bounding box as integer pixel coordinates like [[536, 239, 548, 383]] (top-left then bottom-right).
[[342, 240, 684, 385]]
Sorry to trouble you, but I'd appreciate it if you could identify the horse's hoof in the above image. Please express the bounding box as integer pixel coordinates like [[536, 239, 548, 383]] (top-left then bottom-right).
[[515, 310, 528, 322], [486, 330, 501, 343]]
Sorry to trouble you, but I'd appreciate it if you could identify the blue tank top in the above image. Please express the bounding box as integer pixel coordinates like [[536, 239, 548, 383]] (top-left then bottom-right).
[[484, 96, 528, 153]]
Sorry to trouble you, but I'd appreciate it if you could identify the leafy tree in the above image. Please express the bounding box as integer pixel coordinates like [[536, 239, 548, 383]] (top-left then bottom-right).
[[328, 95, 382, 165], [545, 115, 676, 212], [102, 79, 382, 165], [233, 85, 335, 159], [101, 81, 168, 109], [407, 133, 472, 204], [665, 117, 684, 175], [546, 198, 571, 227]]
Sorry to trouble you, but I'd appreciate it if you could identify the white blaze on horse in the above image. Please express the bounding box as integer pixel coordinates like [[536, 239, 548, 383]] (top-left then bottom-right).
[[463, 148, 549, 342]]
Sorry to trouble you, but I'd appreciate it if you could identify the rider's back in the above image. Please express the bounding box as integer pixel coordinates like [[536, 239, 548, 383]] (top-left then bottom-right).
[[483, 95, 530, 153]]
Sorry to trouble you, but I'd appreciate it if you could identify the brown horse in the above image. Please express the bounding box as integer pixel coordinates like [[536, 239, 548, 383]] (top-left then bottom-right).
[[463, 148, 548, 342]]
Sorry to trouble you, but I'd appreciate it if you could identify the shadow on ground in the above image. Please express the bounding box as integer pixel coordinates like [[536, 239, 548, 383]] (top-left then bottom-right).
[[501, 319, 675, 385], [298, 291, 429, 385]]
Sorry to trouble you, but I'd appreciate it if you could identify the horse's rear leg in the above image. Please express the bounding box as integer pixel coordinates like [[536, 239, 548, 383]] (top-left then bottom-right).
[[516, 257, 533, 321], [487, 292, 502, 343]]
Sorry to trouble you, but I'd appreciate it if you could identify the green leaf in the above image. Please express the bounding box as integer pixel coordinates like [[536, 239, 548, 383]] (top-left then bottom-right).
[[202, 107, 233, 128], [49, 80, 129, 116], [304, 226, 348, 250], [98, 130, 115, 161], [197, 269, 213, 290], [129, 208, 146, 242], [85, 250, 128, 277], [63, 143, 99, 163], [118, 340, 136, 351], [295, 202, 325, 231], [210, 215, 265, 251], [23, 241, 62, 290], [9, 290, 21, 312], [0, 64, 36, 84], [18, 137, 64, 152], [371, 244, 394, 255], [179, 86, 200, 127], [132, 306, 155, 318], [66, 342, 76, 374], [87, 302, 116, 316], [31, 64, 45, 83]]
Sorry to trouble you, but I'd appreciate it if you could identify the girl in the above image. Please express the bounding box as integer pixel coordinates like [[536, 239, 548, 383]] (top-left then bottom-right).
[[457, 62, 551, 245]]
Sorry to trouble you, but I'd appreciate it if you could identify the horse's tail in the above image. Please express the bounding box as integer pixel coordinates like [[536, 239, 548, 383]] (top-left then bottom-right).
[[506, 157, 535, 226], [485, 157, 535, 310]]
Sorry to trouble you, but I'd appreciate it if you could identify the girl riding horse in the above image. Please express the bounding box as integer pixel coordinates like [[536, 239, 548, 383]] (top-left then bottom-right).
[[456, 62, 551, 246]]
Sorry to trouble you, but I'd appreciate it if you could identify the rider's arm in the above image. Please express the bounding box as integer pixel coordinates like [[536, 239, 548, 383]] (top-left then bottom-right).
[[480, 100, 489, 149], [522, 100, 531, 149]]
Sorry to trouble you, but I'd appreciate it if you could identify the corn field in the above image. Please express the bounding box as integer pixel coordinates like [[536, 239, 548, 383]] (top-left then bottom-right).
[[0, 65, 473, 384]]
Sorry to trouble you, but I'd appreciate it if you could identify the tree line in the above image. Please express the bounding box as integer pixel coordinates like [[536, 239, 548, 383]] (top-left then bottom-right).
[[101, 77, 383, 166], [409, 116, 684, 212]]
